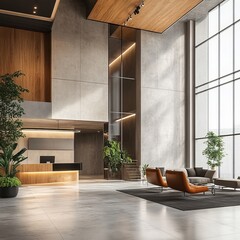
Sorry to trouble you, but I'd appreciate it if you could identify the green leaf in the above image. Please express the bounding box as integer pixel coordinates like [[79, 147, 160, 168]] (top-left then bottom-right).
[[103, 140, 132, 172], [202, 131, 225, 168]]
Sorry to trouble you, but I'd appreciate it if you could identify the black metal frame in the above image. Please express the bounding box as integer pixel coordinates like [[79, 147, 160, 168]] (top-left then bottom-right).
[[195, 0, 240, 178]]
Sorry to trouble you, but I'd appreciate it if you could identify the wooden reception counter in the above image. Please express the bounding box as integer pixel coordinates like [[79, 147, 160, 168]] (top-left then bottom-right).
[[17, 163, 80, 185]]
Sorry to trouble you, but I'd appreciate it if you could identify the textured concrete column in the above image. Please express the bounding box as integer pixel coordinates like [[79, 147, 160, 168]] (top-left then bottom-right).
[[52, 0, 108, 122], [140, 23, 185, 170]]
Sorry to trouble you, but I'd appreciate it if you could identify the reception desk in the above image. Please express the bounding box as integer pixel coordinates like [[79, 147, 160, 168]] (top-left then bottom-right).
[[17, 163, 80, 185]]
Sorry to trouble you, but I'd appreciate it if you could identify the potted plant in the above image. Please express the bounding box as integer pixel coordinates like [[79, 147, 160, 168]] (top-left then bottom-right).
[[202, 131, 225, 170], [103, 140, 132, 179], [141, 163, 149, 180], [0, 71, 29, 198]]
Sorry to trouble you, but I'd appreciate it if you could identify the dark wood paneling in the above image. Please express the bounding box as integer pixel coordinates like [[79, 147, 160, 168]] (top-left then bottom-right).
[[0, 26, 51, 102], [74, 132, 104, 176], [122, 115, 136, 159]]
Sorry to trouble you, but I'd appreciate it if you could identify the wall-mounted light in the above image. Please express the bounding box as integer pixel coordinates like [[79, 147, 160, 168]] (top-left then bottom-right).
[[115, 113, 136, 122]]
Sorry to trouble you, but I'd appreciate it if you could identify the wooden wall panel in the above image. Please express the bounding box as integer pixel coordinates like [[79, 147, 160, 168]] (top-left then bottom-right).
[[18, 164, 53, 172], [74, 132, 104, 176], [0, 26, 51, 102], [17, 171, 79, 184]]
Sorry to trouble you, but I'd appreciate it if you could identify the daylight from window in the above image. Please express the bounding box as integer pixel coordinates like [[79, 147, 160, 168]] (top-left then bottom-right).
[[195, 0, 240, 178]]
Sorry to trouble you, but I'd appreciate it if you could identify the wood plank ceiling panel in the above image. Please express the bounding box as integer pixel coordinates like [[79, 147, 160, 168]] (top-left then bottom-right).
[[88, 0, 203, 33]]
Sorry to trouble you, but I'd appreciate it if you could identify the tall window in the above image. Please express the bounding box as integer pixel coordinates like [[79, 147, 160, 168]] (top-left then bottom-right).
[[195, 0, 240, 178]]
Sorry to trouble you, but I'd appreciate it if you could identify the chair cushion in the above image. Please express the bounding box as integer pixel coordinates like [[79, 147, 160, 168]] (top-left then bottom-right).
[[172, 168, 188, 177], [188, 177, 210, 184], [199, 169, 208, 177], [194, 167, 203, 176], [204, 170, 215, 179], [186, 168, 196, 177], [214, 178, 240, 188]]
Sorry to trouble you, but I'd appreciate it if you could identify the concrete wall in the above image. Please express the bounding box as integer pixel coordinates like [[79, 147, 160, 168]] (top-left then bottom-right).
[[51, 0, 108, 122], [140, 23, 185, 170]]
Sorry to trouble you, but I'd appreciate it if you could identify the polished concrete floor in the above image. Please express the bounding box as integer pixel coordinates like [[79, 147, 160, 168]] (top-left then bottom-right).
[[0, 181, 240, 240]]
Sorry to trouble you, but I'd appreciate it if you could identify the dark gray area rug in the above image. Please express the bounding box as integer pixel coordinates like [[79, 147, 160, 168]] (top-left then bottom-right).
[[118, 187, 240, 211]]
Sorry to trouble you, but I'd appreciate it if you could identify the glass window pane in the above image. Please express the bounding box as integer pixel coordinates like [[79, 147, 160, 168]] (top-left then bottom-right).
[[209, 6, 219, 37], [234, 80, 240, 133], [220, 27, 233, 77], [209, 36, 219, 81], [209, 87, 219, 134], [111, 77, 121, 113], [220, 82, 233, 135], [195, 139, 208, 169], [195, 15, 208, 45], [235, 71, 240, 80], [235, 22, 240, 71], [220, 74, 233, 84], [235, 0, 240, 21], [196, 84, 209, 94], [220, 0, 233, 30], [220, 136, 233, 179], [196, 42, 208, 86], [196, 92, 208, 138], [209, 80, 219, 88], [234, 135, 240, 178]]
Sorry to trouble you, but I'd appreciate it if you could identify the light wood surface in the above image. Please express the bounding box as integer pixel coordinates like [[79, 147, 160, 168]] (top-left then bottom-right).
[[0, 26, 51, 102], [88, 0, 203, 33], [18, 164, 53, 172], [17, 171, 79, 184]]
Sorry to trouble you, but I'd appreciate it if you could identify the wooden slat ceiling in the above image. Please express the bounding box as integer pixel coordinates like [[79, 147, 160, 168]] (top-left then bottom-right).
[[88, 0, 203, 33]]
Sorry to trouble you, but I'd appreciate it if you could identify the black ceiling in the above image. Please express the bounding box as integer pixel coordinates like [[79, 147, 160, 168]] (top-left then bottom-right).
[[0, 13, 52, 32], [0, 0, 57, 32], [0, 0, 56, 18]]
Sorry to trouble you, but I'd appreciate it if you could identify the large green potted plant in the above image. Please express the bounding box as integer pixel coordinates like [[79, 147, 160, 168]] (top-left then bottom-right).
[[202, 131, 225, 170], [103, 140, 132, 179], [0, 71, 29, 198]]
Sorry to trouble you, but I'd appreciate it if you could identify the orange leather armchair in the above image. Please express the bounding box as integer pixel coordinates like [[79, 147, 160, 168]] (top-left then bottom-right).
[[146, 168, 168, 191], [165, 170, 209, 195]]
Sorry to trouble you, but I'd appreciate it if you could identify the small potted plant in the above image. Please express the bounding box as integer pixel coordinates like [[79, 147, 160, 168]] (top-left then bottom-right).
[[103, 140, 132, 179], [141, 164, 149, 180], [0, 143, 27, 197], [0, 71, 29, 198], [202, 131, 225, 170]]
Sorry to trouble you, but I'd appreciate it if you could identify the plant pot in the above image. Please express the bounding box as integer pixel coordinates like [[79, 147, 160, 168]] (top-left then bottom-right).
[[0, 186, 19, 198], [108, 169, 122, 180]]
